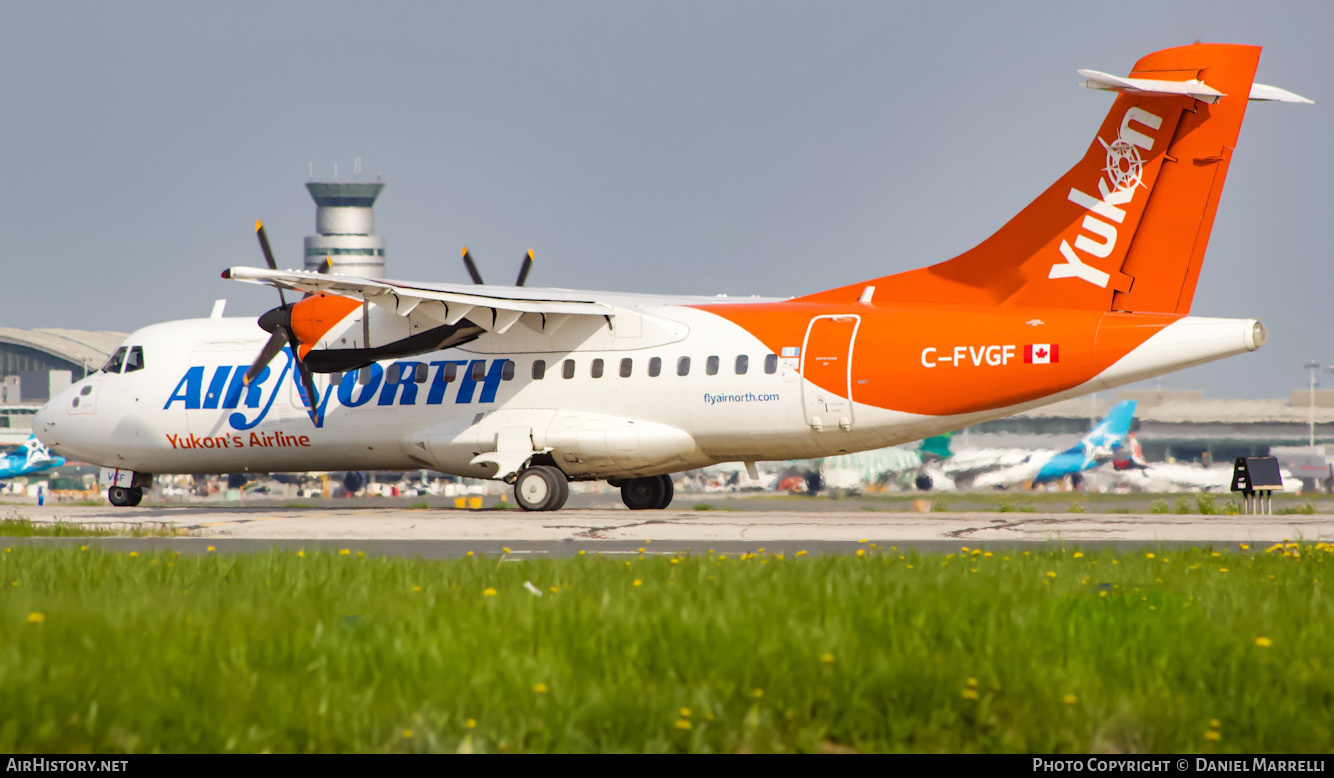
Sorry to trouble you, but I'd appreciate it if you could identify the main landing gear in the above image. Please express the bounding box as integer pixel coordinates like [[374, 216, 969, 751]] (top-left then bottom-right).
[[619, 475, 674, 510], [107, 486, 143, 507], [514, 465, 570, 512]]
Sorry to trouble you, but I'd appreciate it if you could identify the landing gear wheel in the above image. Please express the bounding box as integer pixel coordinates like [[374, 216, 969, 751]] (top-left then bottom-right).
[[914, 473, 933, 491], [514, 465, 569, 512], [621, 475, 674, 510], [108, 486, 143, 507], [652, 474, 674, 509]]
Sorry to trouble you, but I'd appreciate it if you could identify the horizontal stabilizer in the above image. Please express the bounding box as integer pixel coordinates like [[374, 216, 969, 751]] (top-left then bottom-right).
[[1078, 69, 1225, 103], [1248, 82, 1314, 103]]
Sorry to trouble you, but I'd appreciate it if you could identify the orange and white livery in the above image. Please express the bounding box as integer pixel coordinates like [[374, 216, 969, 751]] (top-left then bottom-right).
[[34, 44, 1309, 511]]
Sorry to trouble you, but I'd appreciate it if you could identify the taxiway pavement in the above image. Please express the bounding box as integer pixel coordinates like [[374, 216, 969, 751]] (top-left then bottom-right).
[[11, 504, 1333, 545]]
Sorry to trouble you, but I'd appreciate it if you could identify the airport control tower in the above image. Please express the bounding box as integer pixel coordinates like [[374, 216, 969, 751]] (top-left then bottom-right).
[[303, 181, 386, 278]]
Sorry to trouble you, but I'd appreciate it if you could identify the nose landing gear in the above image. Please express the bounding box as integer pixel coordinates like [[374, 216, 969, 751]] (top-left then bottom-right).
[[107, 486, 143, 507]]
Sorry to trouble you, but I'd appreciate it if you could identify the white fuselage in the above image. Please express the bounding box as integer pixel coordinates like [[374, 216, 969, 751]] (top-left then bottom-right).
[[33, 299, 1262, 483]]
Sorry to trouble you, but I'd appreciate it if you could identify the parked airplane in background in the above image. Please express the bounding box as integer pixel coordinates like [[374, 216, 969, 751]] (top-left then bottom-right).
[[0, 435, 66, 481], [32, 44, 1310, 511], [1106, 433, 1303, 493], [968, 401, 1137, 490]]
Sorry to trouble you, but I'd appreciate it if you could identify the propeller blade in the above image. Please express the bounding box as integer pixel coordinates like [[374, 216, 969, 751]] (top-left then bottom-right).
[[256, 221, 278, 271], [461, 246, 485, 285], [256, 220, 288, 307], [243, 330, 288, 386], [285, 329, 323, 425], [515, 249, 534, 287]]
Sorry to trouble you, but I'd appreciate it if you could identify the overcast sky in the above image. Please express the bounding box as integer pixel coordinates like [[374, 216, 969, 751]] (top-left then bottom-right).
[[2, 1, 1327, 398]]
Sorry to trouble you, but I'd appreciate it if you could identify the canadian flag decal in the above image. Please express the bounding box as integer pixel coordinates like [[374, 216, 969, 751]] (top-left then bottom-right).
[[1025, 344, 1059, 364]]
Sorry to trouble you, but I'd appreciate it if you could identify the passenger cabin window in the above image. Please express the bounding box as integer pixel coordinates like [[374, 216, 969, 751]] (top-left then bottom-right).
[[358, 368, 372, 385], [387, 364, 402, 383], [443, 363, 459, 382], [765, 354, 778, 374], [562, 359, 576, 379], [471, 361, 486, 381], [706, 356, 719, 376], [501, 360, 515, 381], [648, 357, 661, 377], [590, 358, 604, 378], [532, 360, 546, 380], [414, 363, 429, 383], [735, 355, 748, 375], [124, 346, 145, 373], [101, 347, 127, 374], [619, 358, 632, 378], [677, 357, 691, 376]]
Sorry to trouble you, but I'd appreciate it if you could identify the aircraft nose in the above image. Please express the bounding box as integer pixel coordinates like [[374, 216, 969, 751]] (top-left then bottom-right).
[[32, 402, 55, 439]]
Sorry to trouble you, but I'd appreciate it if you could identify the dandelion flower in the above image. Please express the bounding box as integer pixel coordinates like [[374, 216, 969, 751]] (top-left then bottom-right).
[[412, 586, 422, 592], [577, 550, 585, 556], [821, 653, 836, 664], [1209, 718, 1221, 728], [80, 545, 88, 551], [1063, 694, 1078, 705], [502, 547, 511, 554], [533, 683, 549, 694], [465, 718, 477, 728], [482, 587, 498, 597], [466, 550, 474, 557], [1219, 568, 1228, 573], [856, 549, 866, 557], [549, 586, 559, 594], [1205, 730, 1221, 741], [27, 612, 44, 624], [1240, 543, 1250, 551], [751, 688, 764, 699], [966, 677, 978, 687], [206, 546, 215, 553], [1145, 552, 1155, 559], [402, 729, 413, 738], [1073, 551, 1083, 559], [633, 579, 643, 587], [795, 550, 807, 557], [339, 548, 350, 556], [680, 708, 691, 718], [859, 539, 868, 544], [129, 551, 139, 558], [1046, 571, 1056, 579], [670, 558, 679, 565], [675, 719, 692, 730], [297, 550, 305, 558], [1255, 637, 1272, 647], [962, 689, 979, 700]]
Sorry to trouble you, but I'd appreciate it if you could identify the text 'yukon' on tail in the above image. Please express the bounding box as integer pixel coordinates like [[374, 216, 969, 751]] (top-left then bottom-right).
[[798, 43, 1309, 314]]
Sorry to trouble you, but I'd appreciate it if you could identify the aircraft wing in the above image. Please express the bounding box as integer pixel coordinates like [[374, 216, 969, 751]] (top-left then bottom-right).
[[223, 267, 616, 332]]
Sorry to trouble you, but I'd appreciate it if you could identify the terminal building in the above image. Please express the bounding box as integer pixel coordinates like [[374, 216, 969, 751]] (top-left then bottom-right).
[[962, 389, 1334, 464]]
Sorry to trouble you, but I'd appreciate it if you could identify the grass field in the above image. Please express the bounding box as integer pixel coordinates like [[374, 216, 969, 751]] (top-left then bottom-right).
[[1, 543, 1331, 753]]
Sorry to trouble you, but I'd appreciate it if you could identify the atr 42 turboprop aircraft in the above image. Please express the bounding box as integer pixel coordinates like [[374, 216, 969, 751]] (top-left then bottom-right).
[[33, 44, 1310, 511]]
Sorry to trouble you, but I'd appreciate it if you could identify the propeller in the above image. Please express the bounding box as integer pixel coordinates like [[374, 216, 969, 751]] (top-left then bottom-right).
[[459, 246, 535, 287], [242, 221, 325, 424]]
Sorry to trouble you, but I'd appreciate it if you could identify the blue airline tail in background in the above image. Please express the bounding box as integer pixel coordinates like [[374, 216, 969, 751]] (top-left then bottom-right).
[[1034, 400, 1138, 484]]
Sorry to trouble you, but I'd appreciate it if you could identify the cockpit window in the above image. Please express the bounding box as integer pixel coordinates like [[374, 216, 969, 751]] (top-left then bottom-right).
[[101, 347, 127, 374], [124, 346, 145, 373]]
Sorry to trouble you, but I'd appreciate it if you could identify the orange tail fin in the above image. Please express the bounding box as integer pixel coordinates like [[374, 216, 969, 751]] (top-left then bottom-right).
[[798, 43, 1265, 314]]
